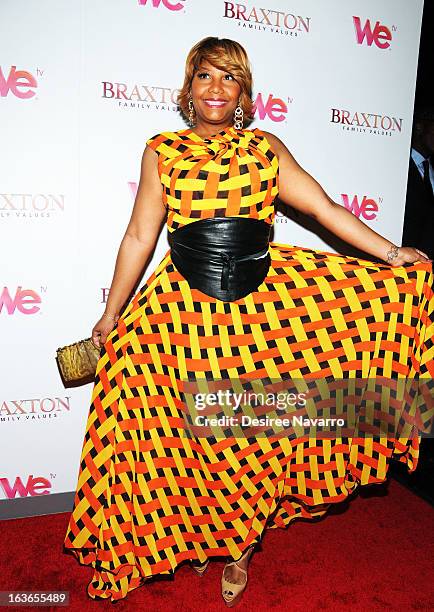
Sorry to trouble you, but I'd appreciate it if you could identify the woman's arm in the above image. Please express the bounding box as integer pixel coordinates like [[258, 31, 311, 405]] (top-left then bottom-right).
[[103, 145, 166, 318], [262, 131, 432, 266]]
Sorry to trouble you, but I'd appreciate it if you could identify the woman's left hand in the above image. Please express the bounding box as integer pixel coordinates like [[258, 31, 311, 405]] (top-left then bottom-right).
[[388, 246, 432, 267]]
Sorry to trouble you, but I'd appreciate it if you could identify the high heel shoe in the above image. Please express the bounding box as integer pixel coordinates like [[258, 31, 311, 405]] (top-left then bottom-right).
[[190, 559, 210, 577], [221, 546, 254, 607]]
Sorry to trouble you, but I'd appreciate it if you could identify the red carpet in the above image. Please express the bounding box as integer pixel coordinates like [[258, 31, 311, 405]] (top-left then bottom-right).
[[1, 478, 433, 611]]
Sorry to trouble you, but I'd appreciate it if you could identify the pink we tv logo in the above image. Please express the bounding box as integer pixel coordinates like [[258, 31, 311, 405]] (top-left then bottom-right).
[[353, 16, 393, 49], [0, 286, 41, 315], [138, 0, 185, 10], [253, 93, 288, 122], [0, 65, 37, 99], [0, 475, 51, 499], [341, 194, 379, 221]]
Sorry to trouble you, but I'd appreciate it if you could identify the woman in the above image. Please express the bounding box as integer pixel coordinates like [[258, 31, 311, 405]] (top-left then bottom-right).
[[63, 36, 433, 606]]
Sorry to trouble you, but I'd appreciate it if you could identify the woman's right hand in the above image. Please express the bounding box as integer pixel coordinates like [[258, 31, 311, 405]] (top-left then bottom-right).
[[92, 312, 119, 349]]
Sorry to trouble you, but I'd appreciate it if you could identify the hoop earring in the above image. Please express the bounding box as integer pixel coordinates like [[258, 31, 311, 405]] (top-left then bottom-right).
[[233, 100, 243, 130], [188, 94, 195, 127]]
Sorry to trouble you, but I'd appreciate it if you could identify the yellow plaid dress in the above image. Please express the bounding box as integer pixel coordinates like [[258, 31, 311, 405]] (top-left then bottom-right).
[[63, 126, 434, 602]]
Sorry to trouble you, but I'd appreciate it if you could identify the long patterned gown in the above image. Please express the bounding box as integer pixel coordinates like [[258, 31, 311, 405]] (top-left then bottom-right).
[[63, 125, 434, 601]]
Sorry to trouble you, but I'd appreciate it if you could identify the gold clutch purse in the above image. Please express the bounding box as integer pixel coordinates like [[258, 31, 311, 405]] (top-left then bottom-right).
[[56, 337, 101, 383]]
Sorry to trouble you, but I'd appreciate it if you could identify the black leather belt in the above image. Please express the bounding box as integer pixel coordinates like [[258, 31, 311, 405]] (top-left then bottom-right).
[[168, 217, 271, 301]]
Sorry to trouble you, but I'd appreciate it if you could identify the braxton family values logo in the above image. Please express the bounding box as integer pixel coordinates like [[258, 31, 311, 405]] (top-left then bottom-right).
[[0, 396, 71, 423], [330, 108, 403, 137], [0, 192, 65, 220], [223, 1, 311, 37], [102, 79, 293, 123], [102, 80, 180, 113]]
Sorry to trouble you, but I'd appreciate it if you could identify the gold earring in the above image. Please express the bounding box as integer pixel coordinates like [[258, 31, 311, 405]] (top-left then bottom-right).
[[233, 100, 243, 129], [188, 94, 195, 127]]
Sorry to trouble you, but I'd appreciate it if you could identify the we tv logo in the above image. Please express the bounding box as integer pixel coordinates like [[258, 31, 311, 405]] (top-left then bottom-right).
[[253, 93, 290, 122], [0, 286, 42, 315], [353, 16, 395, 49], [0, 65, 38, 99], [341, 194, 380, 221], [0, 475, 52, 499], [138, 0, 185, 10]]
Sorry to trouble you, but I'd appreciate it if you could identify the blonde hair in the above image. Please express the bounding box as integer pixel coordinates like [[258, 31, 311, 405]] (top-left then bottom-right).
[[177, 37, 254, 126]]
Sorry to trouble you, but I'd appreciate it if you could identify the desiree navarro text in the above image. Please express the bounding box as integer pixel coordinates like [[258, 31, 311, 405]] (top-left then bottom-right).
[[193, 415, 346, 428]]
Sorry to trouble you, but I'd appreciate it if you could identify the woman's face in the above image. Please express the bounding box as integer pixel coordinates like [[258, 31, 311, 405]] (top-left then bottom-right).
[[190, 59, 242, 127]]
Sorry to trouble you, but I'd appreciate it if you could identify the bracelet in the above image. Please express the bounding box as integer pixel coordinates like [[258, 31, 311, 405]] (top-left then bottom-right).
[[386, 244, 399, 263], [102, 312, 117, 320]]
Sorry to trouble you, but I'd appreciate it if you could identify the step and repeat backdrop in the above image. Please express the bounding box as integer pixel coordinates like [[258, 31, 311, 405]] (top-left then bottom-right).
[[0, 0, 424, 517]]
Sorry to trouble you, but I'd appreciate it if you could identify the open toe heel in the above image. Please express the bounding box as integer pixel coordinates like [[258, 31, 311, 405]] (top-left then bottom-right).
[[221, 546, 254, 607], [191, 559, 210, 577]]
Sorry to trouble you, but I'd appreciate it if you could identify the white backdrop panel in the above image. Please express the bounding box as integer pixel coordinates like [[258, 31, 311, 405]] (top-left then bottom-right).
[[0, 0, 423, 510]]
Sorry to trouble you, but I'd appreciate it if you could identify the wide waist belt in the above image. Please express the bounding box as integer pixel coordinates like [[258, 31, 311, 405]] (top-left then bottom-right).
[[168, 217, 271, 302]]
